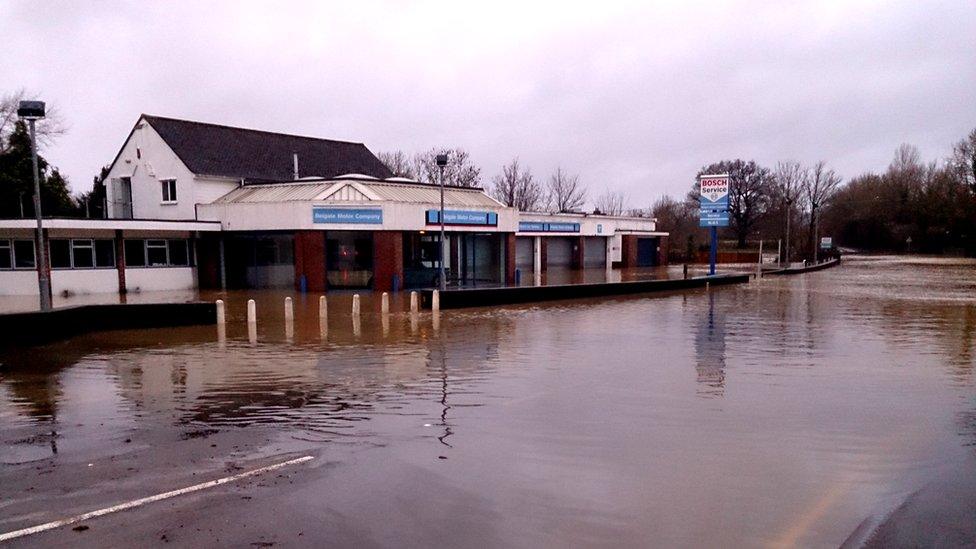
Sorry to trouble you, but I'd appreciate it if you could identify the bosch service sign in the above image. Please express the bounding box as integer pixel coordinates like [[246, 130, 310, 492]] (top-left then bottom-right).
[[699, 174, 729, 210]]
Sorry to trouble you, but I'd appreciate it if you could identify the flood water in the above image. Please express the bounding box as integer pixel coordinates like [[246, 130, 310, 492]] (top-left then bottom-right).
[[2, 255, 975, 547]]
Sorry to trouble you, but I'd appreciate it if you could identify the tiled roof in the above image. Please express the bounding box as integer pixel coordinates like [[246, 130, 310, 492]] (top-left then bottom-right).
[[142, 115, 392, 182]]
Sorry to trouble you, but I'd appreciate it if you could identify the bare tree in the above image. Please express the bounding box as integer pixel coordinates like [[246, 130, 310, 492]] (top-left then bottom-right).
[[593, 188, 626, 216], [948, 129, 976, 192], [803, 161, 842, 261], [545, 167, 587, 213], [773, 160, 807, 264], [490, 157, 543, 211], [1, 89, 67, 153], [377, 150, 415, 178], [412, 148, 481, 187]]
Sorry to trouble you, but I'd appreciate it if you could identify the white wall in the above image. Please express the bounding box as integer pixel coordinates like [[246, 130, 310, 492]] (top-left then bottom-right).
[[125, 267, 197, 292], [104, 119, 237, 220], [0, 271, 41, 295], [51, 269, 120, 296]]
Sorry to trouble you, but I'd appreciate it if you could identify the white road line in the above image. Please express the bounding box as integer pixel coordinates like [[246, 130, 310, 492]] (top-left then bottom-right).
[[0, 455, 314, 543]]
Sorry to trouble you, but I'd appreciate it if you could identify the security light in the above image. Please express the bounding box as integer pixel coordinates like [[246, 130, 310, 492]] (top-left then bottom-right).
[[436, 154, 448, 167], [17, 101, 45, 119]]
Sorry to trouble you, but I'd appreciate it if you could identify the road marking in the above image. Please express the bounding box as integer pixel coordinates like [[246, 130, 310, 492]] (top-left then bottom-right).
[[0, 455, 314, 543]]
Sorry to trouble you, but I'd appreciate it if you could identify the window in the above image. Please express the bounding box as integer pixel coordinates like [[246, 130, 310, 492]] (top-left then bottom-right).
[[13, 240, 35, 269], [72, 240, 94, 268], [49, 239, 115, 269], [124, 239, 193, 268], [124, 239, 145, 267], [0, 240, 38, 270], [161, 179, 177, 203], [0, 240, 10, 269], [168, 240, 189, 266], [50, 240, 71, 269], [147, 240, 168, 266], [95, 240, 116, 268]]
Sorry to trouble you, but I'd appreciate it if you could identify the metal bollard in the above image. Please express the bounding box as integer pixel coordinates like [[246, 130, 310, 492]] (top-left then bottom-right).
[[410, 291, 418, 313], [432, 290, 440, 312], [284, 297, 294, 320], [352, 294, 361, 317], [215, 299, 225, 324], [381, 292, 389, 314], [247, 299, 256, 323], [319, 295, 327, 320]]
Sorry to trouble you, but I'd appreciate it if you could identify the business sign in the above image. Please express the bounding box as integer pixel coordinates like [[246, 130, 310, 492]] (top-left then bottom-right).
[[313, 207, 383, 224], [820, 237, 833, 249], [700, 174, 729, 210], [518, 221, 581, 233], [597, 224, 603, 234], [699, 211, 729, 227], [699, 173, 729, 227], [426, 209, 498, 226]]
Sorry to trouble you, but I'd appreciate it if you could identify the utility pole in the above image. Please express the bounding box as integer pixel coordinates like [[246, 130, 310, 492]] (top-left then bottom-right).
[[19, 101, 52, 311], [436, 153, 448, 291]]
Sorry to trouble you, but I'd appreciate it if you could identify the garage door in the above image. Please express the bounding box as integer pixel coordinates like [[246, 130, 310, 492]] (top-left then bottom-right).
[[546, 237, 573, 267], [516, 237, 534, 269], [583, 237, 606, 267]]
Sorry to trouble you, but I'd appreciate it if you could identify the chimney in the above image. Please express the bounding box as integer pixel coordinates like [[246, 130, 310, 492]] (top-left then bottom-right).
[[292, 152, 300, 180]]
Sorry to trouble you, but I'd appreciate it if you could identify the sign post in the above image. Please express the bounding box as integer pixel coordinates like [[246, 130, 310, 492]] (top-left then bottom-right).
[[699, 174, 729, 276]]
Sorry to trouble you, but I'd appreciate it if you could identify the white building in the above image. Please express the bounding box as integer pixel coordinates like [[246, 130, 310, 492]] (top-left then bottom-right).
[[0, 115, 667, 299]]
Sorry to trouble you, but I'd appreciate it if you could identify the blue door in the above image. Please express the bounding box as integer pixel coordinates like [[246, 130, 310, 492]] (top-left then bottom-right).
[[637, 238, 658, 267]]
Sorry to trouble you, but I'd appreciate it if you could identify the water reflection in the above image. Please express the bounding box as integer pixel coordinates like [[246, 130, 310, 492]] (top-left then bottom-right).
[[2, 256, 976, 547], [695, 291, 726, 397]]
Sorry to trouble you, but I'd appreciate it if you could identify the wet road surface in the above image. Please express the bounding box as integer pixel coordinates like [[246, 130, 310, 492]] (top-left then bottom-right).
[[1, 255, 975, 547]]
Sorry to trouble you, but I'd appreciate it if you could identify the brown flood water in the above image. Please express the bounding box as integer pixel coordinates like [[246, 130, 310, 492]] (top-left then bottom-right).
[[1, 255, 975, 547]]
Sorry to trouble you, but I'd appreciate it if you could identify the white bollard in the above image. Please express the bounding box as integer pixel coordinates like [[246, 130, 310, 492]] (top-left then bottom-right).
[[319, 295, 328, 339], [381, 292, 389, 314], [215, 299, 225, 324], [352, 294, 361, 317], [247, 299, 256, 323], [284, 297, 294, 320], [410, 291, 419, 313], [432, 290, 440, 312]]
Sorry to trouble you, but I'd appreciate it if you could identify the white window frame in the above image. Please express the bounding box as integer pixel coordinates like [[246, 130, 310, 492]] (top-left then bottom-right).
[[146, 239, 170, 266], [9, 239, 36, 270], [0, 239, 12, 270], [160, 179, 178, 204]]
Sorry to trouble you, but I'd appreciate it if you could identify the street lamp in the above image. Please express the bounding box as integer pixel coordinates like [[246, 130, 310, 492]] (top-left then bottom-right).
[[436, 153, 448, 290], [18, 100, 52, 311]]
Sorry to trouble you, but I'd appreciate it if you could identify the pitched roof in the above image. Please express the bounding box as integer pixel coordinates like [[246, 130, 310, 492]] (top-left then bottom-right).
[[213, 178, 504, 208], [141, 115, 393, 182]]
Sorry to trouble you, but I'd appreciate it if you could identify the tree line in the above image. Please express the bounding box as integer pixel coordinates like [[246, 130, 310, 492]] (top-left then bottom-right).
[[378, 148, 626, 214], [646, 127, 976, 262]]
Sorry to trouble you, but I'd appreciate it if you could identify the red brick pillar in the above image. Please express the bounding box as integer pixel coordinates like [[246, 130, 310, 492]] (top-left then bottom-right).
[[373, 231, 404, 292], [657, 235, 669, 266], [115, 229, 127, 294], [294, 231, 327, 292], [621, 235, 639, 268], [504, 233, 516, 286]]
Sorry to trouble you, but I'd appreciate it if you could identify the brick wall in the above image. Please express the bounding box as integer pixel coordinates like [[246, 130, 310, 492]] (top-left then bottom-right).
[[293, 230, 327, 292], [504, 233, 516, 285], [620, 235, 639, 268], [373, 231, 404, 292]]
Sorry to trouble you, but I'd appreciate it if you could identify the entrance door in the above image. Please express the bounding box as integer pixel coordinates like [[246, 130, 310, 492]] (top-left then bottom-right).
[[515, 237, 533, 269], [112, 177, 133, 219], [546, 237, 573, 267], [583, 237, 606, 267]]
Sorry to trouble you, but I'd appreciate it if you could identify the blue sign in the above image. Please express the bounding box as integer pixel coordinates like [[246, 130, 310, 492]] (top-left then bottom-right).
[[699, 211, 729, 227], [313, 207, 383, 224], [426, 210, 498, 226], [597, 224, 603, 234], [517, 221, 581, 233]]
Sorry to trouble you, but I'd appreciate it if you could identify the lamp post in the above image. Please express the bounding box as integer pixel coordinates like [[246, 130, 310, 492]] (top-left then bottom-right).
[[18, 101, 52, 311], [436, 153, 448, 290]]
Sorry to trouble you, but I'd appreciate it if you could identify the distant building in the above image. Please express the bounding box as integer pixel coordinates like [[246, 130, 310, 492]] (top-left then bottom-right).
[[0, 115, 667, 298]]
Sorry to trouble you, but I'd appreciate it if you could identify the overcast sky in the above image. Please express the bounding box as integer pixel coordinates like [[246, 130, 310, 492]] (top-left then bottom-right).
[[3, 1, 975, 206]]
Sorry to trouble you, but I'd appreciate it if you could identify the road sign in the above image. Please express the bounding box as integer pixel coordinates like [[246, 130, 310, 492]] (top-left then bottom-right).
[[699, 174, 729, 210], [820, 237, 833, 249]]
